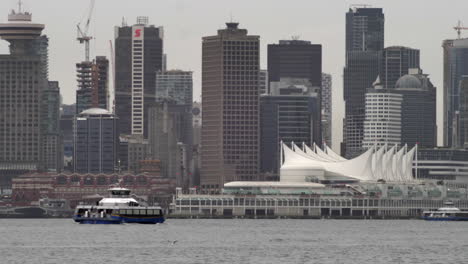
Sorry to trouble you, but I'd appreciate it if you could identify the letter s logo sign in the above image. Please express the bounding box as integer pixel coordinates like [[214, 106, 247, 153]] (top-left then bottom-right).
[[135, 29, 142, 38]]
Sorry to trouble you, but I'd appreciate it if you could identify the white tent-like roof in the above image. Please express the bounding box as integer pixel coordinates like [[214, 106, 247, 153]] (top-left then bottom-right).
[[280, 142, 418, 183]]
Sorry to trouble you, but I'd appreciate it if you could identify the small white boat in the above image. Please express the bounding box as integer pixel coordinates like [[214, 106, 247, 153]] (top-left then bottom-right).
[[422, 201, 468, 221]]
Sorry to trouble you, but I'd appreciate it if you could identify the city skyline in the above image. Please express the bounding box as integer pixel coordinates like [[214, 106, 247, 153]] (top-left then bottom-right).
[[1, 0, 468, 150]]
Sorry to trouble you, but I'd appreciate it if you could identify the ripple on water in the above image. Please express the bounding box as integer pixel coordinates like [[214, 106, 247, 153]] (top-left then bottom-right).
[[0, 219, 466, 264]]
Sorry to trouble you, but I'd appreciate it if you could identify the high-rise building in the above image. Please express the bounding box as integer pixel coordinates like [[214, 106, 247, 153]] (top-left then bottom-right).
[[76, 56, 109, 114], [443, 38, 468, 147], [153, 70, 193, 187], [268, 40, 322, 87], [459, 76, 468, 148], [380, 46, 420, 89], [259, 70, 268, 94], [346, 7, 385, 52], [127, 136, 149, 174], [192, 102, 202, 187], [343, 51, 381, 156], [148, 99, 192, 188], [201, 22, 260, 192], [155, 70, 193, 105], [115, 16, 164, 137], [60, 104, 75, 171], [267, 39, 322, 147], [73, 108, 118, 174], [395, 69, 437, 148], [260, 78, 320, 175], [0, 7, 47, 187], [43, 81, 63, 172], [362, 82, 402, 149], [322, 73, 332, 146], [343, 7, 384, 158]]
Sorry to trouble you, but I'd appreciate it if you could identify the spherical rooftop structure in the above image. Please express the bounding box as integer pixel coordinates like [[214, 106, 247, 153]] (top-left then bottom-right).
[[395, 74, 422, 89]]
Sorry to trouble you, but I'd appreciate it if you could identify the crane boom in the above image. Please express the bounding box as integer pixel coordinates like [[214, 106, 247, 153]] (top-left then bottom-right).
[[77, 0, 95, 62]]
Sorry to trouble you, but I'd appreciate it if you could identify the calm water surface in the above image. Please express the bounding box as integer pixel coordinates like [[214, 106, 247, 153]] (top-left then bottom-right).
[[0, 219, 466, 264]]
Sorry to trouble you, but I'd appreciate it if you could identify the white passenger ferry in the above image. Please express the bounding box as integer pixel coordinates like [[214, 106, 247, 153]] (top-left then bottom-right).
[[422, 201, 468, 221], [73, 188, 165, 224]]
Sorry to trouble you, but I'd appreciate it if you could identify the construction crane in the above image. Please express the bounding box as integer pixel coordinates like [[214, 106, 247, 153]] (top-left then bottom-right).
[[77, 0, 95, 62], [454, 20, 468, 39]]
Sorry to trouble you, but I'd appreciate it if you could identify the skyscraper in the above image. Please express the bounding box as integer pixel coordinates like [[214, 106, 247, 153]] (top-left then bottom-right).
[[259, 70, 268, 94], [459, 76, 468, 148], [148, 100, 189, 185], [153, 70, 193, 187], [395, 69, 437, 148], [73, 108, 118, 174], [268, 39, 322, 147], [43, 81, 63, 172], [155, 70, 193, 105], [380, 46, 420, 89], [321, 73, 332, 146], [268, 40, 322, 86], [442, 38, 468, 147], [343, 7, 384, 158], [260, 78, 320, 175], [201, 22, 260, 192], [362, 83, 402, 149], [0, 7, 47, 187], [76, 56, 109, 114], [346, 8, 385, 52], [115, 17, 164, 137]]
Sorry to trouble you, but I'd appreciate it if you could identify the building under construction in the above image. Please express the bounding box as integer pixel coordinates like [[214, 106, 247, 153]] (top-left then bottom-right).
[[76, 56, 109, 114]]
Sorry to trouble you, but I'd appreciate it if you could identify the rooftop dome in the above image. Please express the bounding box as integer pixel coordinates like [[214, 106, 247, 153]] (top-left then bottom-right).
[[395, 74, 422, 89], [79, 108, 112, 116]]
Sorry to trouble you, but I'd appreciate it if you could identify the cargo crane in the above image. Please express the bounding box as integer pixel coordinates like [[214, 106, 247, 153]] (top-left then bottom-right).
[[454, 20, 468, 39], [77, 0, 95, 62]]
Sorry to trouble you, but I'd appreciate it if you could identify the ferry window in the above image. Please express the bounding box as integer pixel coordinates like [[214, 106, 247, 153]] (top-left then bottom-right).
[[156, 210, 161, 216], [147, 209, 154, 215], [125, 209, 132, 215], [139, 209, 146, 215]]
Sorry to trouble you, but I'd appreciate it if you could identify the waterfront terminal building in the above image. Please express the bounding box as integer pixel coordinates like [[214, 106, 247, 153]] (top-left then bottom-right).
[[171, 143, 468, 218]]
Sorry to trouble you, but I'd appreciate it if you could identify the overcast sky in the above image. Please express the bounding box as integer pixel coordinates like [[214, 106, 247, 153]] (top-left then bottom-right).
[[1, 0, 467, 150]]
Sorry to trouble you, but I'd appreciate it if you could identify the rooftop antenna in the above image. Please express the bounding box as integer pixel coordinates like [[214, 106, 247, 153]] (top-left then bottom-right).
[[292, 35, 300, 40], [18, 0, 23, 13]]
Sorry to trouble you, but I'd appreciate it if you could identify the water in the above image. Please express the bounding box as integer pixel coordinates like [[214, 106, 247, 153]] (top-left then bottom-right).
[[0, 219, 466, 264]]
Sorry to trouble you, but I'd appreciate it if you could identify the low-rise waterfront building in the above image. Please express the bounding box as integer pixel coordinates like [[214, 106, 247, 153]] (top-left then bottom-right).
[[11, 171, 176, 208], [170, 181, 468, 218], [416, 148, 468, 183]]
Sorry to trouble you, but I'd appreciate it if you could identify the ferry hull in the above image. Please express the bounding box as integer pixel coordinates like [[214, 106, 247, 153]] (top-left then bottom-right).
[[74, 217, 122, 224], [73, 215, 165, 224], [422, 216, 468, 221]]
